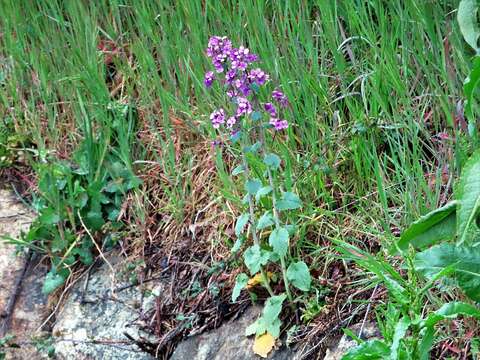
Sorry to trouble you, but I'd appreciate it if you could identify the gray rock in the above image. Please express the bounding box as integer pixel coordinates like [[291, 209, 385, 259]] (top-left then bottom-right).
[[0, 189, 48, 359], [324, 322, 380, 360], [53, 256, 158, 360], [170, 306, 294, 360]]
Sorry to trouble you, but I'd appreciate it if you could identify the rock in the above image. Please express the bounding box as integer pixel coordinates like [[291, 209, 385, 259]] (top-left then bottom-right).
[[0, 189, 49, 359], [324, 322, 380, 360], [52, 255, 157, 360], [170, 306, 294, 360]]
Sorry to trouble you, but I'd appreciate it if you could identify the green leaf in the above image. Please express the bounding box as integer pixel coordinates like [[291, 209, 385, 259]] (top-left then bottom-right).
[[235, 213, 250, 237], [263, 153, 281, 169], [464, 56, 480, 120], [276, 192, 302, 210], [268, 227, 289, 257], [397, 201, 457, 251], [85, 210, 105, 231], [286, 261, 311, 291], [257, 212, 275, 230], [255, 186, 272, 201], [415, 244, 480, 301], [458, 0, 480, 52], [419, 302, 480, 359], [246, 294, 286, 338], [342, 340, 390, 360], [337, 242, 409, 305], [231, 236, 244, 253], [39, 208, 60, 225], [243, 245, 270, 275], [42, 270, 67, 294], [390, 316, 410, 360], [245, 179, 262, 195], [263, 294, 287, 325], [456, 150, 480, 245], [232, 165, 245, 176], [232, 273, 249, 302]]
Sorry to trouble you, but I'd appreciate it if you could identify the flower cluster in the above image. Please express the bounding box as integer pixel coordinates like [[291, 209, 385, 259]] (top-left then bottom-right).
[[204, 36, 290, 133]]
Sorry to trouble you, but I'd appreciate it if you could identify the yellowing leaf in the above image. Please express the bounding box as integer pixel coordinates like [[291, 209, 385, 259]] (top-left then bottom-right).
[[247, 272, 273, 289], [253, 332, 275, 358]]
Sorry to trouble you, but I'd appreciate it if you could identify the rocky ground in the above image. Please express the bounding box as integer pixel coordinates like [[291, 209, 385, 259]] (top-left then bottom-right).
[[0, 188, 377, 359]]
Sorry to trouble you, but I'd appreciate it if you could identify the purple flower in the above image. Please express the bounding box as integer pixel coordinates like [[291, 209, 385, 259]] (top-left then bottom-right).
[[229, 46, 258, 71], [225, 69, 237, 84], [207, 36, 232, 73], [226, 116, 237, 128], [272, 89, 289, 107], [264, 103, 277, 117], [210, 108, 225, 129], [249, 68, 269, 85], [269, 117, 288, 131], [204, 71, 215, 87], [226, 89, 237, 98], [236, 97, 252, 116]]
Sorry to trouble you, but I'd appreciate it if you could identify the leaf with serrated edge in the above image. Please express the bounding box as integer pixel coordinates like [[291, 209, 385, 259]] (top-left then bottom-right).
[[276, 191, 302, 210], [286, 261, 311, 291], [255, 186, 272, 201], [268, 227, 289, 257], [257, 212, 275, 230]]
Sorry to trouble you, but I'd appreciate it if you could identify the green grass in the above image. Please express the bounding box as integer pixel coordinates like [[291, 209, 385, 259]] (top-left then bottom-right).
[[0, 0, 476, 356]]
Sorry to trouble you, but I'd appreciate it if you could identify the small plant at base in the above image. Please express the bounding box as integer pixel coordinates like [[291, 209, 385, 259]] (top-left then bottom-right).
[[203, 36, 311, 355]]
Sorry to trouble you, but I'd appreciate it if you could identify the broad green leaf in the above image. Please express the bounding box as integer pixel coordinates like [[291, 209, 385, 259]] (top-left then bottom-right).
[[245, 318, 267, 337], [243, 245, 270, 275], [235, 213, 250, 237], [415, 244, 480, 301], [232, 165, 245, 176], [255, 186, 272, 201], [390, 316, 410, 360], [419, 302, 480, 359], [42, 270, 66, 295], [276, 192, 302, 210], [342, 339, 390, 360], [266, 317, 282, 339], [464, 56, 480, 120], [262, 294, 287, 326], [458, 0, 480, 52], [456, 150, 480, 245], [397, 201, 457, 251], [257, 212, 275, 230], [268, 227, 289, 257], [245, 179, 262, 195], [85, 210, 105, 231], [286, 261, 311, 291], [232, 273, 249, 302], [39, 208, 60, 225], [263, 153, 281, 169]]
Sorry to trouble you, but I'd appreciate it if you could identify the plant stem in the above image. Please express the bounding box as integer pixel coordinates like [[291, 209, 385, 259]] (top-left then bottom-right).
[[257, 116, 293, 302], [241, 144, 274, 297]]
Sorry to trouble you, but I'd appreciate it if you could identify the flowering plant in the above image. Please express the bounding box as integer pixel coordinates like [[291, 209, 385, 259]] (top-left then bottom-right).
[[204, 36, 311, 350]]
